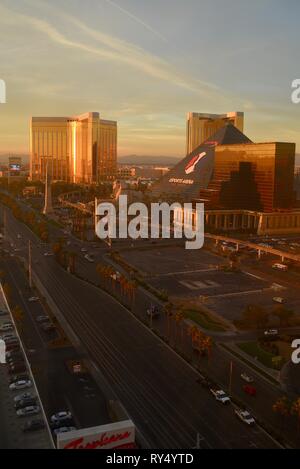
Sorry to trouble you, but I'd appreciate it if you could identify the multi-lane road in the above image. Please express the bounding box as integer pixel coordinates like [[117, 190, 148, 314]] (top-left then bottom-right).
[[1, 207, 283, 448]]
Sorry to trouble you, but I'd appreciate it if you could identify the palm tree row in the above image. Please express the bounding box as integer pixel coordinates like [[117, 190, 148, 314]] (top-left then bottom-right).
[[96, 263, 137, 305], [273, 396, 300, 435], [162, 302, 213, 357]]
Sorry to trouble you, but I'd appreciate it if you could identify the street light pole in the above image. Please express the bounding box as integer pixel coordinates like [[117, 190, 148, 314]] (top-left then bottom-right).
[[229, 360, 233, 395], [28, 240, 32, 288]]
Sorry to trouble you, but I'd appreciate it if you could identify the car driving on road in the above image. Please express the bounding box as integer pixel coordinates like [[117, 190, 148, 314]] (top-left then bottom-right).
[[234, 408, 255, 425], [51, 411, 72, 424], [210, 388, 231, 404]]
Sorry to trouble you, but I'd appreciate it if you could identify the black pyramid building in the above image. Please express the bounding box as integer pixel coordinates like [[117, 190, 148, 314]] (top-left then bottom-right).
[[151, 124, 252, 201]]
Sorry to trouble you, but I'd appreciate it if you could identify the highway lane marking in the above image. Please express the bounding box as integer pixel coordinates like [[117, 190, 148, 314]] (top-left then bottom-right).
[[35, 263, 236, 449], [151, 267, 217, 277], [243, 271, 264, 280], [206, 286, 285, 299], [5, 206, 284, 449], [4, 261, 46, 349]]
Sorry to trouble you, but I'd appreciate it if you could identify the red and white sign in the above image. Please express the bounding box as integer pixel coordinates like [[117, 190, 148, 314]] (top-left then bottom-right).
[[57, 420, 135, 450], [185, 152, 206, 174]]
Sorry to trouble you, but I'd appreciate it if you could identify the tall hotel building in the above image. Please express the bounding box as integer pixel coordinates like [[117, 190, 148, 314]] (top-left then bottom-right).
[[186, 112, 244, 154], [30, 112, 117, 183]]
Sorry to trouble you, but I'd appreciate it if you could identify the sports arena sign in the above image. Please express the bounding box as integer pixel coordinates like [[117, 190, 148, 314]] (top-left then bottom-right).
[[57, 420, 135, 450]]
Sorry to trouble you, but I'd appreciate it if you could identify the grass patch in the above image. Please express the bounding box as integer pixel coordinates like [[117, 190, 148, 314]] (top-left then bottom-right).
[[220, 343, 279, 385], [237, 341, 277, 369], [184, 309, 226, 332]]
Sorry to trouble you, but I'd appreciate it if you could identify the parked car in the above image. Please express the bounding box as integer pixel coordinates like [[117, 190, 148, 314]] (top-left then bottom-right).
[[14, 391, 34, 403], [240, 373, 254, 383], [36, 315, 50, 323], [28, 297, 39, 303], [243, 384, 257, 397], [6, 342, 20, 352], [210, 388, 231, 404], [273, 297, 285, 304], [9, 363, 27, 374], [84, 254, 94, 263], [4, 337, 19, 346], [147, 305, 160, 318], [264, 329, 278, 336], [51, 411, 72, 424], [16, 405, 40, 417], [9, 379, 32, 391], [0, 333, 16, 341], [15, 398, 37, 410], [0, 310, 8, 317], [23, 419, 45, 432], [53, 426, 76, 436], [234, 408, 255, 425], [0, 322, 13, 332], [6, 351, 23, 362], [9, 373, 30, 384]]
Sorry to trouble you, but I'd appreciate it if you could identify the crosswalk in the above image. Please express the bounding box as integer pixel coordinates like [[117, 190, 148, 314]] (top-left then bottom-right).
[[179, 279, 220, 290]]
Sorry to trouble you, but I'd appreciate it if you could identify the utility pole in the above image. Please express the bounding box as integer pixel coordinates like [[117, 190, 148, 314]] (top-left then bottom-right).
[[3, 209, 6, 240], [229, 360, 233, 395], [28, 240, 32, 288]]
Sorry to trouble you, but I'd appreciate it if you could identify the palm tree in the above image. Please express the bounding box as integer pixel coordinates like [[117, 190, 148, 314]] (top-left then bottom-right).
[[273, 397, 291, 435], [163, 302, 173, 341], [174, 310, 184, 347]]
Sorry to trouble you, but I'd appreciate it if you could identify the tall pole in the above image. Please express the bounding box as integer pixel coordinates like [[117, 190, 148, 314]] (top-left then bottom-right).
[[3, 209, 6, 240], [229, 360, 233, 395], [28, 240, 32, 288]]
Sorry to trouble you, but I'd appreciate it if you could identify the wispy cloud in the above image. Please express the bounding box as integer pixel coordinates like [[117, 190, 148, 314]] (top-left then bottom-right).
[[102, 0, 168, 42], [0, 1, 220, 99]]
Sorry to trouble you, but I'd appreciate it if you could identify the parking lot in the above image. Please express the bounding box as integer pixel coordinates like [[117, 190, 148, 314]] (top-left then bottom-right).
[[0, 295, 52, 449], [121, 245, 300, 322]]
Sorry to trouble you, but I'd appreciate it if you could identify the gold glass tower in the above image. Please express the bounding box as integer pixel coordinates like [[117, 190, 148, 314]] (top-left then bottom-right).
[[186, 112, 244, 154], [30, 112, 117, 183]]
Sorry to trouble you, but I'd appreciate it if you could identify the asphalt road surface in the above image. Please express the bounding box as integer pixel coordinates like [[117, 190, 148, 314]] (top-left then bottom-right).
[[1, 208, 283, 449]]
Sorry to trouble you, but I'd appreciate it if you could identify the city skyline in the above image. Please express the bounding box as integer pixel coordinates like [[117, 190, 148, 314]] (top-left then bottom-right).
[[0, 0, 300, 156]]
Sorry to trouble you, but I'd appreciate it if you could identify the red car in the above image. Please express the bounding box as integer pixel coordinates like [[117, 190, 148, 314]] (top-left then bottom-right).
[[243, 385, 257, 396]]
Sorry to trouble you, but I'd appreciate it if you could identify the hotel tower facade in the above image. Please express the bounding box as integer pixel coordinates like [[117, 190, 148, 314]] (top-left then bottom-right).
[[30, 112, 117, 183]]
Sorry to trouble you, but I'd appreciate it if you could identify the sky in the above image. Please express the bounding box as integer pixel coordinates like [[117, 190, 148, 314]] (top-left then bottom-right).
[[0, 0, 300, 157]]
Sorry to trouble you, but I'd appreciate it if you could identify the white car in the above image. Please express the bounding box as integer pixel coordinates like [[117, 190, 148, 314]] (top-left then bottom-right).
[[53, 426, 76, 436], [0, 333, 16, 341], [273, 297, 285, 304], [14, 392, 34, 403], [51, 411, 72, 423], [240, 373, 254, 383], [28, 297, 39, 303], [0, 323, 13, 332], [9, 380, 32, 391], [210, 389, 231, 404], [44, 252, 54, 257], [84, 254, 94, 263], [264, 329, 278, 336], [81, 248, 87, 253], [16, 405, 40, 417], [235, 408, 255, 425]]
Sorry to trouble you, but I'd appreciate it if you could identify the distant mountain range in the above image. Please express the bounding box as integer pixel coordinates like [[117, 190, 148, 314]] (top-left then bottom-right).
[[0, 152, 299, 167], [118, 155, 181, 166]]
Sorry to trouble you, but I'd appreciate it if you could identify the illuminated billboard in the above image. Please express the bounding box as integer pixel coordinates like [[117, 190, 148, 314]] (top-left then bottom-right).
[[57, 419, 135, 450]]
